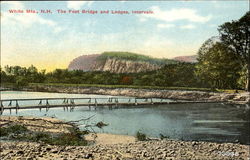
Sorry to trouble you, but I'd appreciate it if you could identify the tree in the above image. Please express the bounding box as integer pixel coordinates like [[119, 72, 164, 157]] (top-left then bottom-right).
[[218, 11, 250, 91], [196, 38, 241, 89]]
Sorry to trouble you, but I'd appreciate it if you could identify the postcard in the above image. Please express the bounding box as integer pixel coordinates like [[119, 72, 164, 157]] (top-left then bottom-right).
[[1, 1, 249, 159]]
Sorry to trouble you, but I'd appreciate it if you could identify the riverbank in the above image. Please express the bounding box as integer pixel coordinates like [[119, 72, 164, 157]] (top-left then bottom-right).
[[22, 84, 250, 104], [0, 116, 249, 160]]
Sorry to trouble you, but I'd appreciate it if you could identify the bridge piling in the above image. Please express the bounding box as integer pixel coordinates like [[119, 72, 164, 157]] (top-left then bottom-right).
[[0, 101, 4, 115], [8, 100, 12, 106]]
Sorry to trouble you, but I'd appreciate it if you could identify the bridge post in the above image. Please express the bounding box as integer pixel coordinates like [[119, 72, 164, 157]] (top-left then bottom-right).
[[15, 100, 19, 114], [8, 100, 12, 106], [70, 99, 75, 112], [0, 101, 4, 115], [115, 98, 118, 108], [94, 98, 97, 110], [46, 99, 49, 112], [38, 100, 42, 105], [16, 100, 19, 108]]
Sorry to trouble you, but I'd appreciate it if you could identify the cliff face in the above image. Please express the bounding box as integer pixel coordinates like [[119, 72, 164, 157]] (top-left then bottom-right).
[[91, 58, 161, 73]]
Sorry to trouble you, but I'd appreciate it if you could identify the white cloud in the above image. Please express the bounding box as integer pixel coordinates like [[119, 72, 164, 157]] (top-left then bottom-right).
[[157, 23, 175, 29], [180, 24, 196, 29], [143, 6, 212, 23], [67, 1, 93, 10]]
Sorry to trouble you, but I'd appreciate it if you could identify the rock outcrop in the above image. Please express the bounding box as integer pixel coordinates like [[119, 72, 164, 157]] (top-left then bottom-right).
[[68, 52, 177, 73], [91, 58, 161, 73]]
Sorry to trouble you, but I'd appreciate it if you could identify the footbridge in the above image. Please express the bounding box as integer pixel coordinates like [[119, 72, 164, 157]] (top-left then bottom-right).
[[0, 97, 209, 115]]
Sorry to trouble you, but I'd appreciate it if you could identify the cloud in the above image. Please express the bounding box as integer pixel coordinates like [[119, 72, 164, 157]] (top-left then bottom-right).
[[1, 2, 56, 27], [67, 1, 93, 10], [157, 23, 175, 29], [143, 6, 212, 23], [180, 24, 196, 29]]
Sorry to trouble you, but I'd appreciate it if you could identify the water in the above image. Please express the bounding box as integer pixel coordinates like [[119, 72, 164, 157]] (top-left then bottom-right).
[[1, 91, 249, 145]]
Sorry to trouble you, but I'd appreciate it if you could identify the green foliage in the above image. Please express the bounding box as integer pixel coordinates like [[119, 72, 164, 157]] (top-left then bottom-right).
[[196, 40, 242, 89], [136, 131, 147, 141], [218, 11, 250, 91], [0, 124, 28, 136], [15, 76, 29, 88], [97, 51, 177, 65]]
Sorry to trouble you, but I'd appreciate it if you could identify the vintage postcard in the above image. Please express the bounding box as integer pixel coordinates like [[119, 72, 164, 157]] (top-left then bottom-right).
[[0, 1, 249, 159]]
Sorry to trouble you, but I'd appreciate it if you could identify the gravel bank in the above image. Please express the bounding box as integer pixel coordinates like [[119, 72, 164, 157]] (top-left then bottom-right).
[[28, 85, 250, 104], [1, 139, 249, 160], [0, 116, 249, 160]]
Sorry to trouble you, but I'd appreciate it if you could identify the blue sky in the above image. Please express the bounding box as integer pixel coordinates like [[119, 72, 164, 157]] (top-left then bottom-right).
[[1, 1, 249, 71]]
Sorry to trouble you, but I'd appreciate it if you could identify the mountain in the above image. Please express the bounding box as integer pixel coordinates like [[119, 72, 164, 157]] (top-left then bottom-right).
[[68, 54, 100, 71], [68, 52, 177, 73], [172, 55, 198, 63]]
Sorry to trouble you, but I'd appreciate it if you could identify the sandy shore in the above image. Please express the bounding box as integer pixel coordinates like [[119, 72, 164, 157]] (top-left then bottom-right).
[[0, 116, 249, 160]]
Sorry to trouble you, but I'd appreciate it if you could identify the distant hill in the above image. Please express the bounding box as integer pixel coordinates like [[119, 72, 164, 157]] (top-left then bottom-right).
[[68, 54, 100, 71], [68, 52, 177, 73], [173, 55, 198, 63]]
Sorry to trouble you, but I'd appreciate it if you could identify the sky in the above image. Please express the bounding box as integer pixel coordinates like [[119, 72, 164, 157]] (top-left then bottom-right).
[[0, 1, 249, 71]]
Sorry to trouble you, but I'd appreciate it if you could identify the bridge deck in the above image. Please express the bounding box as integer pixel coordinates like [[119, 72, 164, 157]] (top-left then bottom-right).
[[0, 97, 220, 114]]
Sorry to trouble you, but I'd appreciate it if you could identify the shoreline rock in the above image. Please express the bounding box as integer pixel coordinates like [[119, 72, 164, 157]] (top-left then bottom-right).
[[23, 85, 250, 104], [0, 116, 249, 160]]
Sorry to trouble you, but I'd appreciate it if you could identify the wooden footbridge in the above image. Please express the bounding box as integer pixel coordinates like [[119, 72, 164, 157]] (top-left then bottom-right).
[[0, 97, 211, 115]]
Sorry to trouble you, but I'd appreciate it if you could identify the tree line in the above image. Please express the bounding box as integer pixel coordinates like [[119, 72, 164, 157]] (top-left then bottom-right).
[[1, 11, 249, 91]]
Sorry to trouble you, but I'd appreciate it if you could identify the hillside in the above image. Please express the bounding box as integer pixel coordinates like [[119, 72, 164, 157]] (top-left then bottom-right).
[[173, 55, 198, 63], [68, 54, 100, 71], [68, 52, 177, 73]]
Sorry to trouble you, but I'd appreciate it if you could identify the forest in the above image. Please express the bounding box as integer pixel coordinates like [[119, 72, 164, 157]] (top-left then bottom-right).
[[1, 11, 249, 91]]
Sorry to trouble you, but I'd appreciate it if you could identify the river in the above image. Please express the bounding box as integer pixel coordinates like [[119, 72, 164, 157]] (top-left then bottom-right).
[[1, 91, 249, 145]]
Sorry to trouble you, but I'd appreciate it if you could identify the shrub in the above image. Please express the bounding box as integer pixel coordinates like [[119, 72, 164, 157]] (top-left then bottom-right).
[[0, 124, 28, 137], [136, 131, 147, 141]]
